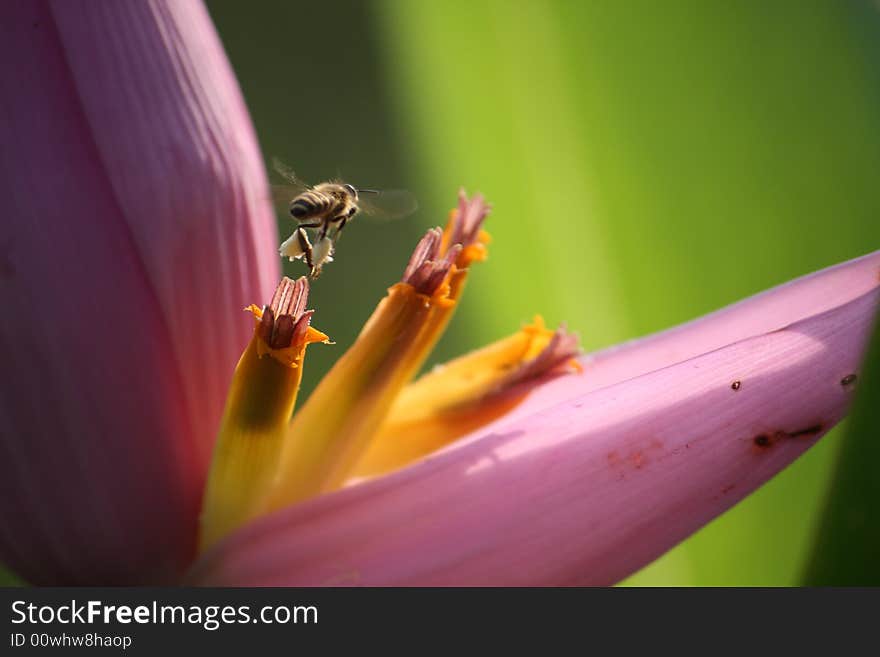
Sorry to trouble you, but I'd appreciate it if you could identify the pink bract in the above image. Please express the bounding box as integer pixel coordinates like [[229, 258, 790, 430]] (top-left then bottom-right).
[[0, 0, 277, 584], [189, 253, 879, 586]]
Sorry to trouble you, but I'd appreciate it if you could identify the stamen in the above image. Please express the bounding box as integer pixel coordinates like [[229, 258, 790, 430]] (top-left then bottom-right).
[[263, 193, 493, 511], [248, 277, 326, 367], [402, 228, 442, 282], [442, 189, 492, 266], [350, 319, 582, 479], [257, 277, 312, 350], [500, 323, 582, 386], [402, 228, 463, 296]]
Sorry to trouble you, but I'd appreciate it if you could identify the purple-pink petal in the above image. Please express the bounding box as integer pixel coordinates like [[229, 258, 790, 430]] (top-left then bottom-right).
[[189, 268, 878, 586], [0, 1, 277, 584], [505, 250, 880, 423]]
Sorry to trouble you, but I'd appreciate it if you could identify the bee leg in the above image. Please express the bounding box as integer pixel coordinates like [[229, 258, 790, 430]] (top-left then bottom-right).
[[297, 228, 315, 271], [331, 216, 348, 242], [329, 209, 354, 240], [309, 255, 324, 279], [320, 215, 344, 240]]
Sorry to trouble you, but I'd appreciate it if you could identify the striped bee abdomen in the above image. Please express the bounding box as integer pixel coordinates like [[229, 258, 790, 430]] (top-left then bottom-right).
[[290, 190, 333, 220]]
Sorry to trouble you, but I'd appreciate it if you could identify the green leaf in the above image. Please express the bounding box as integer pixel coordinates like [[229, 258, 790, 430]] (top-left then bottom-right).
[[803, 315, 880, 585]]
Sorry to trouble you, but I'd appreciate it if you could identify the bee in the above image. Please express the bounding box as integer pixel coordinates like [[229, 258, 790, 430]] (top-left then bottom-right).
[[271, 158, 418, 278]]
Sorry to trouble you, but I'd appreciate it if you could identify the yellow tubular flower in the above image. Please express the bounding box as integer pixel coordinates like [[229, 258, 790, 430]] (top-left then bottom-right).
[[263, 193, 492, 511], [199, 277, 328, 552], [349, 317, 582, 480]]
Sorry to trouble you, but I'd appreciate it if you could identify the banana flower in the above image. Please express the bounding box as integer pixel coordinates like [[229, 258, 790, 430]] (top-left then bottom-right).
[[1, 0, 877, 587]]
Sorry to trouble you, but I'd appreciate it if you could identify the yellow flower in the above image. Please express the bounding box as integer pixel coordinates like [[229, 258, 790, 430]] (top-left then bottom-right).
[[198, 191, 580, 550], [199, 277, 329, 550]]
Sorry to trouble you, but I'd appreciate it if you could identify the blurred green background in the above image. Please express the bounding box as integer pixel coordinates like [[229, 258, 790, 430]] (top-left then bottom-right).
[[205, 0, 880, 585]]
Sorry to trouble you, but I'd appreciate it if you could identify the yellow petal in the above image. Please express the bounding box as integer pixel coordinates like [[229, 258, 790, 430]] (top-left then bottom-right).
[[349, 317, 581, 479]]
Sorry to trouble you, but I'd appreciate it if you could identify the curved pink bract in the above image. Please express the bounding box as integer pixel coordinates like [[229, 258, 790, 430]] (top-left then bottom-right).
[[0, 0, 277, 584]]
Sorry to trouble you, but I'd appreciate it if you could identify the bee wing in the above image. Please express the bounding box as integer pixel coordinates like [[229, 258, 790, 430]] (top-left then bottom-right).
[[270, 157, 308, 186], [269, 158, 311, 210], [270, 183, 308, 207], [357, 189, 419, 222]]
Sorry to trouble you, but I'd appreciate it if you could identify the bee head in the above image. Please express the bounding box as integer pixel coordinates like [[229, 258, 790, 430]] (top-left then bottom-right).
[[343, 183, 358, 200]]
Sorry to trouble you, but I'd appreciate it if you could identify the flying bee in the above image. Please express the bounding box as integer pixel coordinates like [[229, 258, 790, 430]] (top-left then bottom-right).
[[271, 158, 418, 278]]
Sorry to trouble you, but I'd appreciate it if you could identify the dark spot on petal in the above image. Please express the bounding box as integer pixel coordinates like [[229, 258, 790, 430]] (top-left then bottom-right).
[[731, 380, 741, 391], [608, 441, 664, 470], [787, 423, 823, 439], [753, 423, 824, 451], [841, 373, 857, 387], [722, 484, 736, 494]]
